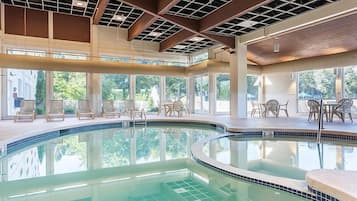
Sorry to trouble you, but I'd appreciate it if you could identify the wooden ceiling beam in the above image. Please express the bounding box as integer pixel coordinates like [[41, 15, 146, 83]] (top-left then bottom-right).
[[158, 0, 181, 15], [93, 0, 110, 24], [160, 29, 196, 52], [161, 14, 200, 33], [202, 33, 235, 49], [199, 0, 272, 32], [120, 0, 157, 15], [128, 13, 157, 41]]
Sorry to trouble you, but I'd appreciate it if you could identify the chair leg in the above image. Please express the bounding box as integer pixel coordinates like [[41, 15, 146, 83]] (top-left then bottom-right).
[[285, 110, 289, 117], [348, 113, 353, 123]]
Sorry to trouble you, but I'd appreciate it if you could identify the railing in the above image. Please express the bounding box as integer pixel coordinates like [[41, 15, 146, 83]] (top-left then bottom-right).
[[317, 99, 324, 143]]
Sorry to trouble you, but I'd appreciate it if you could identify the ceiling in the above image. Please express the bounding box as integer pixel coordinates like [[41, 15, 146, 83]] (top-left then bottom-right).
[[3, 0, 354, 63], [247, 12, 357, 65]]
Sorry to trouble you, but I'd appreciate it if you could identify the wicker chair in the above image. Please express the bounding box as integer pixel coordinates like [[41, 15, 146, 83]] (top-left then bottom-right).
[[279, 100, 289, 117], [14, 100, 35, 122], [307, 100, 328, 122], [102, 100, 120, 118], [172, 100, 185, 117], [46, 100, 64, 122], [262, 99, 280, 118], [331, 98, 353, 123], [77, 100, 95, 120]]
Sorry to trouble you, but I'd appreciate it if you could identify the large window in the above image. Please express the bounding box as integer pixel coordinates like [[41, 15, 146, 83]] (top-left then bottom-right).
[[52, 52, 87, 60], [6, 69, 46, 116], [194, 75, 209, 113], [135, 75, 160, 112], [165, 76, 187, 102], [6, 49, 47, 116], [102, 74, 130, 112], [53, 72, 87, 114], [297, 69, 336, 112], [216, 74, 230, 113], [192, 52, 208, 64], [247, 75, 259, 113], [101, 55, 130, 63], [343, 66, 357, 113]]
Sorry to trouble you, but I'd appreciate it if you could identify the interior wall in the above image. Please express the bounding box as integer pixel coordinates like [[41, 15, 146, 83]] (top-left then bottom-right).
[[263, 72, 298, 117]]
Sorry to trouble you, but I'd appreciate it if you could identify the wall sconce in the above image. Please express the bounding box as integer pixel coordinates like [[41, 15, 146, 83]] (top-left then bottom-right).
[[290, 72, 296, 81]]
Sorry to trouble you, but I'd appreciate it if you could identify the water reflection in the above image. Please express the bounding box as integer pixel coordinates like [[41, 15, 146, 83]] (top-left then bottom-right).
[[2, 126, 219, 181], [205, 137, 357, 180]]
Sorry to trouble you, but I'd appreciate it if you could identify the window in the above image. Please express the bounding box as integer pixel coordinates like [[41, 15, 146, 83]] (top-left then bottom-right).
[[192, 52, 208, 64], [247, 75, 259, 113], [101, 55, 130, 63], [194, 75, 209, 113], [297, 69, 336, 112], [52, 52, 87, 60], [343, 66, 357, 113], [135, 75, 160, 112], [6, 69, 46, 115], [216, 74, 230, 113], [165, 76, 187, 102], [102, 74, 130, 112], [53, 71, 87, 114], [7, 48, 46, 57]]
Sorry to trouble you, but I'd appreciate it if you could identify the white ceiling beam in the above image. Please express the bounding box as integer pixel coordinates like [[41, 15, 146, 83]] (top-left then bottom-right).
[[239, 0, 357, 44]]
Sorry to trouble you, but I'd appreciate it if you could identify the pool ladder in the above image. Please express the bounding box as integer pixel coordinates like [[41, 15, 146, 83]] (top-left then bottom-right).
[[317, 99, 324, 143]]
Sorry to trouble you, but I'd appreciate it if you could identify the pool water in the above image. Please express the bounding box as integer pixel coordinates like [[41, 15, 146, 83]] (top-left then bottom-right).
[[204, 136, 357, 180], [0, 125, 308, 201]]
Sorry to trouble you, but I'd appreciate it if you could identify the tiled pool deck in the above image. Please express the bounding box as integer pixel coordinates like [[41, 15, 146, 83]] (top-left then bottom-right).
[[0, 115, 356, 145]]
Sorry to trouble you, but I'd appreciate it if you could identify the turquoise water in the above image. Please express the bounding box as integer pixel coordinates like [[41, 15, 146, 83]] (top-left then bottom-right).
[[205, 136, 357, 180], [0, 125, 308, 201]]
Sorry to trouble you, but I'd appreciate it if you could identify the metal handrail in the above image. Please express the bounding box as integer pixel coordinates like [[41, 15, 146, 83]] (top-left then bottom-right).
[[317, 99, 324, 143]]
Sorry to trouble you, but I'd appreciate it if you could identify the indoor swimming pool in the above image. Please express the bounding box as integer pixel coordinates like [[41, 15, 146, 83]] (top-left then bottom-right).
[[0, 123, 310, 201]]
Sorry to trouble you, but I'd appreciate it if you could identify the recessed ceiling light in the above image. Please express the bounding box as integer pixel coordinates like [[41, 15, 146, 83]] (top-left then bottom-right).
[[190, 37, 205, 42], [72, 0, 87, 8], [148, 32, 162, 37], [112, 15, 127, 21], [237, 20, 258, 28], [174, 45, 186, 49]]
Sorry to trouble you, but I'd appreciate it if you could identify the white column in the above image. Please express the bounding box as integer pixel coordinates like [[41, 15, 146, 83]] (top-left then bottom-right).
[[208, 73, 216, 115], [87, 73, 102, 115], [46, 72, 53, 114], [88, 133, 103, 169], [188, 77, 195, 114], [230, 140, 247, 169], [207, 48, 215, 60], [160, 76, 165, 103], [336, 68, 343, 101], [46, 143, 55, 175], [230, 38, 248, 118], [130, 75, 135, 100]]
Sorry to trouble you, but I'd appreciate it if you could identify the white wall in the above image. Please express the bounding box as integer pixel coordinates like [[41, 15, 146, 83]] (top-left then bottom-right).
[[264, 72, 298, 117]]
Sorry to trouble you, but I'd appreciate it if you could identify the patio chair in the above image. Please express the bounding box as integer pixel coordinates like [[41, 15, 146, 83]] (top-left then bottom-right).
[[46, 100, 64, 122], [250, 101, 261, 118], [77, 100, 95, 120], [172, 100, 185, 117], [102, 100, 120, 118], [331, 98, 353, 123], [279, 100, 289, 117], [14, 100, 35, 122], [307, 100, 328, 122], [262, 99, 280, 118], [124, 99, 146, 120]]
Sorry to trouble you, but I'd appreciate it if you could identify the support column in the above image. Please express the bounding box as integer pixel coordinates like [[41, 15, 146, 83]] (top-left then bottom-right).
[[208, 48, 215, 60], [230, 38, 248, 118], [88, 133, 103, 169], [46, 72, 53, 114], [230, 140, 247, 169], [46, 143, 55, 176], [208, 73, 216, 115], [188, 77, 195, 114], [87, 73, 102, 116], [160, 76, 165, 103], [336, 68, 343, 101], [130, 75, 135, 100]]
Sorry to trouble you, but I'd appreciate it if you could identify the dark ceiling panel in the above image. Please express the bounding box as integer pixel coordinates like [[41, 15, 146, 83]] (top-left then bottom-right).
[[4, 5, 25, 36], [26, 9, 49, 38], [53, 13, 90, 42]]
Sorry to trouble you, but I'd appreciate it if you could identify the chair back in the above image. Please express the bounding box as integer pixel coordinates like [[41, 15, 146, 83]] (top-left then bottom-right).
[[20, 100, 35, 113], [49, 100, 64, 113], [336, 98, 353, 113], [307, 100, 320, 113], [173, 100, 184, 112], [78, 100, 91, 113], [103, 100, 115, 113], [265, 99, 279, 112]]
